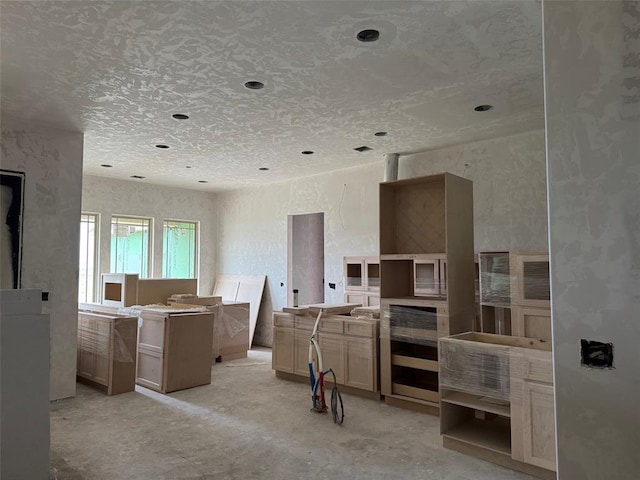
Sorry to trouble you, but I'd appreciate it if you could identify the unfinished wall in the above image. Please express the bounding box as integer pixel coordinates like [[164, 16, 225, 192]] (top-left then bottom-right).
[[400, 129, 548, 252], [544, 1, 640, 477], [218, 129, 547, 346], [81, 175, 218, 297], [1, 127, 84, 401]]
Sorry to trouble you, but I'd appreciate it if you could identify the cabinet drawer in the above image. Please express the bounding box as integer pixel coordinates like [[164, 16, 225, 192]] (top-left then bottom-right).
[[294, 315, 314, 330], [522, 353, 553, 384], [345, 320, 375, 338], [319, 317, 344, 334], [273, 312, 294, 328]]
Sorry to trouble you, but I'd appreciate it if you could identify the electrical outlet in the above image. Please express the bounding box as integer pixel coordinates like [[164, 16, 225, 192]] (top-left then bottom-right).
[[580, 339, 614, 368]]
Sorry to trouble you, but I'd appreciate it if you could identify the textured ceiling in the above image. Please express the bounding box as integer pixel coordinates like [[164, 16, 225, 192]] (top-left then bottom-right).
[[1, 1, 544, 192]]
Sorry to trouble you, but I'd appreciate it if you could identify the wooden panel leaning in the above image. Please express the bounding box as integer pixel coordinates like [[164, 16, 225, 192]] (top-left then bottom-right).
[[77, 311, 138, 395]]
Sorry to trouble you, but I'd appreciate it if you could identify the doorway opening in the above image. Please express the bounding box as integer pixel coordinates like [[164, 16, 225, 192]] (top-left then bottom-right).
[[287, 212, 324, 307]]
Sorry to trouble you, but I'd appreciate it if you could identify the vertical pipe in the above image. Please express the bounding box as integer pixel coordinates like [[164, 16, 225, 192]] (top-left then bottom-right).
[[384, 153, 399, 182]]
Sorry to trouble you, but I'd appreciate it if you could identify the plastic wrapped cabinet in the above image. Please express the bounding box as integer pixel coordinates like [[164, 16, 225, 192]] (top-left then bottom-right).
[[136, 310, 214, 393], [439, 332, 556, 479], [77, 312, 138, 395], [379, 173, 476, 414]]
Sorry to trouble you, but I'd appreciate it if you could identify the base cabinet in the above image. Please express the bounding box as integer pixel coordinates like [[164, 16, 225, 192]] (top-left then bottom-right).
[[272, 312, 379, 395], [510, 352, 556, 472], [344, 336, 376, 391], [440, 333, 556, 478], [77, 312, 138, 395], [136, 310, 214, 393], [272, 327, 294, 373]]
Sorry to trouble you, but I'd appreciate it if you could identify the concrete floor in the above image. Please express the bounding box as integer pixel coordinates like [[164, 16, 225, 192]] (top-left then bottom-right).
[[50, 348, 534, 480]]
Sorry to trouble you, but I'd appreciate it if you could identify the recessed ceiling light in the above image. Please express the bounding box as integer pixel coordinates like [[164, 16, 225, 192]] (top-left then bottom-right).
[[100, 164, 113, 168], [354, 146, 372, 152], [374, 131, 387, 137], [258, 167, 269, 171], [301, 151, 314, 155], [155, 144, 170, 149], [357, 29, 380, 42], [244, 81, 264, 90], [198, 180, 208, 183], [474, 104, 494, 112], [186, 166, 192, 169], [130, 175, 145, 179], [172, 113, 189, 120]]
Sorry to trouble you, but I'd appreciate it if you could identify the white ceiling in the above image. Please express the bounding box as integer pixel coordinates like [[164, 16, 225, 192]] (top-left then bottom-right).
[[1, 1, 544, 192]]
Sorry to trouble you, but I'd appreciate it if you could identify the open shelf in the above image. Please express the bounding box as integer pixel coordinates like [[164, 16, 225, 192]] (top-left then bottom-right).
[[441, 390, 510, 417], [392, 379, 439, 403], [392, 353, 439, 372], [443, 416, 511, 456]]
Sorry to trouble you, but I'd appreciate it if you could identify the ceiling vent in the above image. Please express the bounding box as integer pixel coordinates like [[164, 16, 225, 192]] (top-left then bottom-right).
[[354, 146, 372, 152]]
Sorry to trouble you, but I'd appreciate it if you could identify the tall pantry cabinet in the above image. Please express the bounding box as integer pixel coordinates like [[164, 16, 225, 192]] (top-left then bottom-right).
[[379, 173, 475, 413]]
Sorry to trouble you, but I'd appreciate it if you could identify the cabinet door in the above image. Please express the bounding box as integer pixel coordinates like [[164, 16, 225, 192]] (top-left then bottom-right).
[[77, 316, 96, 380], [92, 317, 112, 386], [522, 382, 556, 471], [136, 314, 165, 391], [344, 336, 375, 391], [318, 333, 344, 385], [512, 306, 551, 341], [272, 327, 294, 373], [344, 258, 365, 290], [293, 329, 312, 377]]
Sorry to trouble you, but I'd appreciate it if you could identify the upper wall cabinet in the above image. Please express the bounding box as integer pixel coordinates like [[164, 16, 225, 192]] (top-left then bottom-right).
[[343, 256, 380, 306]]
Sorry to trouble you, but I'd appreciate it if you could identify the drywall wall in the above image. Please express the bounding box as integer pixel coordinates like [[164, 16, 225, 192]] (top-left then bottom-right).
[[400, 129, 548, 252], [217, 164, 382, 346], [218, 129, 548, 346], [544, 1, 640, 478], [81, 175, 218, 297], [1, 127, 84, 401]]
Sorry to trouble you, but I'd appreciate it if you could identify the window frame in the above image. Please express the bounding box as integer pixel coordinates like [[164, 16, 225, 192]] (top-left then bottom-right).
[[78, 212, 100, 303], [161, 218, 199, 279], [109, 214, 153, 278]]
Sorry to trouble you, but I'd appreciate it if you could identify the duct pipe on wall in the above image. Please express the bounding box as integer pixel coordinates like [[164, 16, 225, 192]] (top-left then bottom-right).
[[384, 153, 399, 182]]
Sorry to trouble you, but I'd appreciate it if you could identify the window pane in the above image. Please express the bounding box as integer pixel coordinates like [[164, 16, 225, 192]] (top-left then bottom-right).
[[110, 216, 151, 278], [78, 213, 98, 303], [162, 220, 197, 278]]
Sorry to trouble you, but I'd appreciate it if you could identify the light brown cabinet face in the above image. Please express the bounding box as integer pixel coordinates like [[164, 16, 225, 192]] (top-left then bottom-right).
[[272, 327, 294, 373], [521, 382, 556, 471], [344, 336, 375, 390], [77, 316, 111, 387], [272, 313, 379, 394], [318, 333, 345, 384], [512, 307, 552, 341]]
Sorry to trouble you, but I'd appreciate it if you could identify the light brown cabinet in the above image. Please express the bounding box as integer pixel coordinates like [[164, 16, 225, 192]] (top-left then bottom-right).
[[272, 312, 379, 395], [272, 326, 294, 373], [510, 350, 556, 472], [343, 256, 380, 306], [439, 332, 556, 479], [136, 309, 214, 393], [77, 312, 138, 395], [512, 306, 552, 341], [379, 173, 475, 413], [478, 251, 551, 342]]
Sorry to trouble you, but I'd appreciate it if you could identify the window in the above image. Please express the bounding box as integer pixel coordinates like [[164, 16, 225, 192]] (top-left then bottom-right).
[[162, 220, 197, 278], [78, 213, 99, 303], [110, 216, 151, 278]]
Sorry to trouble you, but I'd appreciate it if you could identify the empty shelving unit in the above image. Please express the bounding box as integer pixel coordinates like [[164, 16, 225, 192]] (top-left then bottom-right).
[[379, 173, 476, 414]]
